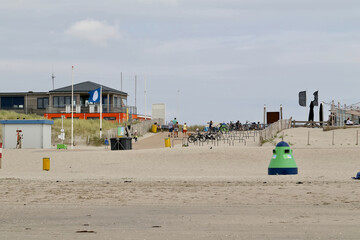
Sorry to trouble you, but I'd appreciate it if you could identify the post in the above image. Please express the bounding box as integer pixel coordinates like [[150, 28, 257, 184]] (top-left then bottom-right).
[[263, 104, 266, 126], [121, 72, 123, 91], [100, 86, 103, 138], [331, 100, 335, 126], [71, 66, 74, 149], [338, 102, 341, 126], [307, 131, 310, 146], [0, 142, 2, 169], [332, 131, 335, 145], [107, 93, 110, 113], [177, 90, 180, 120], [144, 75, 147, 121], [356, 130, 358, 145], [135, 75, 137, 109]]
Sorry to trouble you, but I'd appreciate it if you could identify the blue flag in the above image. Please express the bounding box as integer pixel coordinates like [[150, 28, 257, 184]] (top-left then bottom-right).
[[89, 88, 101, 103]]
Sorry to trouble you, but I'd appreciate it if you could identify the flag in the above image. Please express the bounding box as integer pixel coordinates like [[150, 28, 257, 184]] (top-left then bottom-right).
[[89, 88, 101, 103], [299, 91, 306, 107], [313, 91, 319, 106]]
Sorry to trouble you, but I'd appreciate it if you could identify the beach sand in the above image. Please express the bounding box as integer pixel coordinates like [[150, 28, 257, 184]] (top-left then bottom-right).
[[0, 128, 360, 239]]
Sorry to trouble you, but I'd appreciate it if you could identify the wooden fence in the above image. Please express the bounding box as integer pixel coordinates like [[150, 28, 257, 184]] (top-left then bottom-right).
[[259, 118, 292, 145]]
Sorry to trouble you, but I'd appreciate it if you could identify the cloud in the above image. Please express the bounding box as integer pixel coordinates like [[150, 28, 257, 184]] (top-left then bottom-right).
[[65, 19, 121, 46]]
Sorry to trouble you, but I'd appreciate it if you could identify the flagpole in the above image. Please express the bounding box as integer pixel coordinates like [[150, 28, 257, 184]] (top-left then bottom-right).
[[100, 85, 103, 138], [71, 66, 74, 149], [144, 75, 146, 121]]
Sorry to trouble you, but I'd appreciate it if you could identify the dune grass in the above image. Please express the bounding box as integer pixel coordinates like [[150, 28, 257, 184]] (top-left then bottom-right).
[[188, 124, 206, 131], [0, 110, 130, 145]]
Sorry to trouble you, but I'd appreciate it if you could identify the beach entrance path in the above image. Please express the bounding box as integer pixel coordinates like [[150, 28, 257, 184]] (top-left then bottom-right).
[[133, 132, 172, 150]]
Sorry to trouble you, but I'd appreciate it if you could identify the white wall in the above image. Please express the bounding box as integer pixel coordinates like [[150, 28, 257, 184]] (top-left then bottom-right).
[[2, 124, 52, 149]]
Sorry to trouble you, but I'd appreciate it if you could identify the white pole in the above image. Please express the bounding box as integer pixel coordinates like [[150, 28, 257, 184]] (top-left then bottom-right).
[[100, 86, 103, 138], [121, 72, 123, 91], [177, 89, 180, 120], [71, 66, 74, 149], [144, 75, 147, 121]]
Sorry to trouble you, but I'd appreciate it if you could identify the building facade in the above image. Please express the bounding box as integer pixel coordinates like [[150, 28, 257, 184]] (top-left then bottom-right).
[[0, 81, 137, 123]]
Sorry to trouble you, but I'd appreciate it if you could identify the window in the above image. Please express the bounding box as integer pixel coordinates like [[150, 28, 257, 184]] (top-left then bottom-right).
[[1, 96, 24, 109], [53, 96, 76, 108], [37, 97, 49, 109], [104, 117, 116, 120], [114, 97, 125, 108]]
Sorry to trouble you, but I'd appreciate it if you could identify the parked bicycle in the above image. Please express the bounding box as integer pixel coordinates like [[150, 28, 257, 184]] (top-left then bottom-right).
[[188, 132, 206, 143]]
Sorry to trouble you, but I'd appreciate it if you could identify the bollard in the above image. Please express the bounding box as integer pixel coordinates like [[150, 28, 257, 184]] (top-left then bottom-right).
[[43, 157, 50, 171]]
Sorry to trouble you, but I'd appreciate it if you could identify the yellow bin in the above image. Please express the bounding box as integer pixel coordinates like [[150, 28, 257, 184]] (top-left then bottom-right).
[[43, 157, 50, 171], [165, 138, 171, 148], [152, 124, 157, 133]]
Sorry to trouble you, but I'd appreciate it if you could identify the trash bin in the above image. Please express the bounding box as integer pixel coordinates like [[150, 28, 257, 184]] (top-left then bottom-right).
[[152, 124, 157, 133], [43, 157, 50, 171], [110, 138, 120, 150], [165, 138, 171, 148], [119, 137, 132, 150]]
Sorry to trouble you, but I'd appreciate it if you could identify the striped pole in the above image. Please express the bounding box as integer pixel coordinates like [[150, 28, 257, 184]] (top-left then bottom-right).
[[0, 143, 2, 169]]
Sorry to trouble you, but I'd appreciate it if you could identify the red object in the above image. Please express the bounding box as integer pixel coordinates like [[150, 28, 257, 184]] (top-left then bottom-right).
[[44, 113, 138, 123], [0, 142, 2, 159]]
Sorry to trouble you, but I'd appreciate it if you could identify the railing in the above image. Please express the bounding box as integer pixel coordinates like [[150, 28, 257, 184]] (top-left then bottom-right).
[[291, 120, 328, 128], [258, 118, 292, 145], [45, 104, 137, 114], [105, 118, 165, 138]]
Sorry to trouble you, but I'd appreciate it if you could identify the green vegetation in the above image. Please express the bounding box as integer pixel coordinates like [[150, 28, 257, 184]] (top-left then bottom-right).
[[188, 125, 206, 131], [0, 110, 44, 120], [0, 110, 130, 145], [261, 138, 276, 146]]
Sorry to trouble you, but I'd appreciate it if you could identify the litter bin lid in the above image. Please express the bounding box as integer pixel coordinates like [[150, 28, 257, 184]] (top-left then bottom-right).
[[276, 141, 289, 147]]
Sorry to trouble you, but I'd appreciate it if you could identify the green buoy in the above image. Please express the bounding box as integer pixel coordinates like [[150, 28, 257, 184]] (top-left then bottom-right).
[[268, 141, 298, 175]]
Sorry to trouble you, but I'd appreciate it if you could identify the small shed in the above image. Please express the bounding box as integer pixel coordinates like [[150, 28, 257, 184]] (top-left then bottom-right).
[[0, 120, 54, 149]]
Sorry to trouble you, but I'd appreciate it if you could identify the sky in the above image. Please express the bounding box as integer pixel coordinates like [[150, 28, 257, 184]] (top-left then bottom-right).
[[1, 0, 360, 125]]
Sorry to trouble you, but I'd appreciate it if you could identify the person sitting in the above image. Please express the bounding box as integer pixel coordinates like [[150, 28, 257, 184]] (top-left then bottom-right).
[[346, 118, 354, 125]]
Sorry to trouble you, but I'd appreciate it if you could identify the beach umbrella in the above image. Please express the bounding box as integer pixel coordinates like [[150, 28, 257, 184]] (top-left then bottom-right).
[[308, 101, 314, 122]]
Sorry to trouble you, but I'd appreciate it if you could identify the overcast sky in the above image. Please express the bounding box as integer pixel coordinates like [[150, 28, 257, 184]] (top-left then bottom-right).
[[1, 0, 360, 124]]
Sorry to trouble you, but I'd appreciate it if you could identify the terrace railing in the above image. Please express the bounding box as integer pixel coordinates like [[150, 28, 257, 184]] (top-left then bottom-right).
[[46, 104, 137, 114]]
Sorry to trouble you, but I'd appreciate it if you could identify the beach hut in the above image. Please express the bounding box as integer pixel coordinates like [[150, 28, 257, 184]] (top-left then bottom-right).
[[0, 120, 53, 149]]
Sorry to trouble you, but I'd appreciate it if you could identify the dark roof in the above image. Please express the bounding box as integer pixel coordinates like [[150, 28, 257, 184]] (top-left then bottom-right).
[[49, 81, 127, 95], [0, 92, 48, 95]]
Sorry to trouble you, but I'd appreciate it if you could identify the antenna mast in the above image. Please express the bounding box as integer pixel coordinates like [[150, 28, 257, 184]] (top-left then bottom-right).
[[52, 72, 56, 90]]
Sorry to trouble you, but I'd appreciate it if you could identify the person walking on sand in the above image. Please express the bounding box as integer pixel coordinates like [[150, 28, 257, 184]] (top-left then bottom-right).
[[168, 120, 174, 138], [133, 130, 138, 142], [174, 122, 179, 138], [182, 122, 188, 137]]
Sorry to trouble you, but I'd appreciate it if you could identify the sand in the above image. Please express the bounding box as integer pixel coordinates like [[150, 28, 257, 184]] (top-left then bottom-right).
[[0, 128, 360, 239]]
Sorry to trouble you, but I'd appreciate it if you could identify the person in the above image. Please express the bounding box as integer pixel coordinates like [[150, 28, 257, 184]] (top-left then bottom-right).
[[182, 122, 188, 137], [104, 138, 109, 149], [168, 121, 174, 137], [346, 118, 354, 125], [16, 130, 22, 149], [235, 120, 240, 131], [174, 122, 179, 138], [133, 130, 138, 142], [172, 117, 177, 125], [209, 120, 213, 132]]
